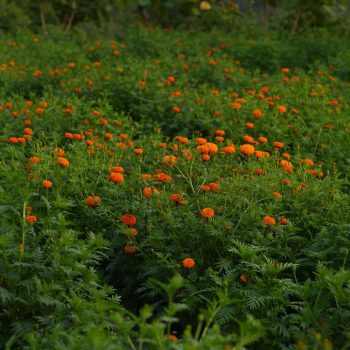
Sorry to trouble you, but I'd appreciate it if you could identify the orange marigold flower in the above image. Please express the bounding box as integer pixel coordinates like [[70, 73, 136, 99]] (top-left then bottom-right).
[[258, 136, 268, 143], [73, 133, 82, 140], [280, 160, 293, 173], [202, 154, 211, 161], [156, 173, 172, 183], [143, 187, 159, 199], [143, 187, 153, 198], [231, 102, 241, 109], [124, 244, 137, 254], [176, 136, 189, 144], [112, 166, 124, 173], [121, 214, 137, 226], [277, 106, 287, 113], [65, 132, 73, 139], [199, 185, 211, 191], [239, 144, 255, 156], [273, 141, 284, 149], [240, 274, 247, 283], [86, 196, 101, 207], [182, 258, 195, 268], [162, 155, 177, 167], [172, 106, 181, 113], [109, 172, 124, 183], [283, 178, 291, 185], [8, 137, 18, 144], [133, 148, 143, 155], [295, 183, 308, 192], [26, 215, 37, 223], [216, 129, 225, 136], [170, 91, 181, 98], [119, 133, 128, 140], [282, 153, 291, 160], [324, 124, 333, 129], [182, 149, 193, 161], [306, 169, 321, 177], [141, 174, 152, 181], [170, 193, 183, 202], [245, 122, 254, 129], [167, 334, 178, 341], [302, 159, 314, 166], [198, 142, 218, 154], [224, 144, 235, 154], [125, 228, 138, 238], [201, 208, 215, 218], [170, 193, 185, 206], [255, 151, 270, 159], [209, 182, 219, 191], [196, 138, 207, 145], [243, 135, 254, 143], [280, 218, 288, 225], [273, 192, 283, 198], [57, 157, 70, 167], [30, 157, 41, 164], [263, 216, 276, 226], [42, 180, 53, 188], [252, 109, 263, 118], [53, 148, 65, 156], [35, 107, 44, 115]]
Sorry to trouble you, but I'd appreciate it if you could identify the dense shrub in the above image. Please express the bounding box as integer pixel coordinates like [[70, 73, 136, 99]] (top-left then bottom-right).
[[0, 27, 350, 349]]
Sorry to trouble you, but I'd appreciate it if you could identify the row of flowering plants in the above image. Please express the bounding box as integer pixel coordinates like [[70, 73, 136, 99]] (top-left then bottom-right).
[[1, 29, 349, 171], [0, 29, 350, 349]]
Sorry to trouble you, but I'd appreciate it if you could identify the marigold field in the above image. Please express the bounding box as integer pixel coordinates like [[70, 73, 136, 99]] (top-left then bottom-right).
[[1, 27, 350, 350]]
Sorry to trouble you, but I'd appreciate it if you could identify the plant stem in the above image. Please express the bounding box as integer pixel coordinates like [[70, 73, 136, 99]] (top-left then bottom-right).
[[39, 3, 48, 36], [65, 11, 76, 33]]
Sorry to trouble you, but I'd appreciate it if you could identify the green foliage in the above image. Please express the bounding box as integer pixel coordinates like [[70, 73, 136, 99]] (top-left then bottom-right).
[[0, 0, 31, 32], [0, 24, 350, 349], [333, 49, 350, 81]]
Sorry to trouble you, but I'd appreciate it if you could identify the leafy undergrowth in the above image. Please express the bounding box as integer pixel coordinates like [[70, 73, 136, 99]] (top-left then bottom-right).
[[0, 29, 350, 349]]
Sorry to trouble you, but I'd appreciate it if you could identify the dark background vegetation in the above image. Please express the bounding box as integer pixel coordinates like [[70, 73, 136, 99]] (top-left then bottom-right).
[[1, 0, 349, 35], [2, 1, 350, 79]]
